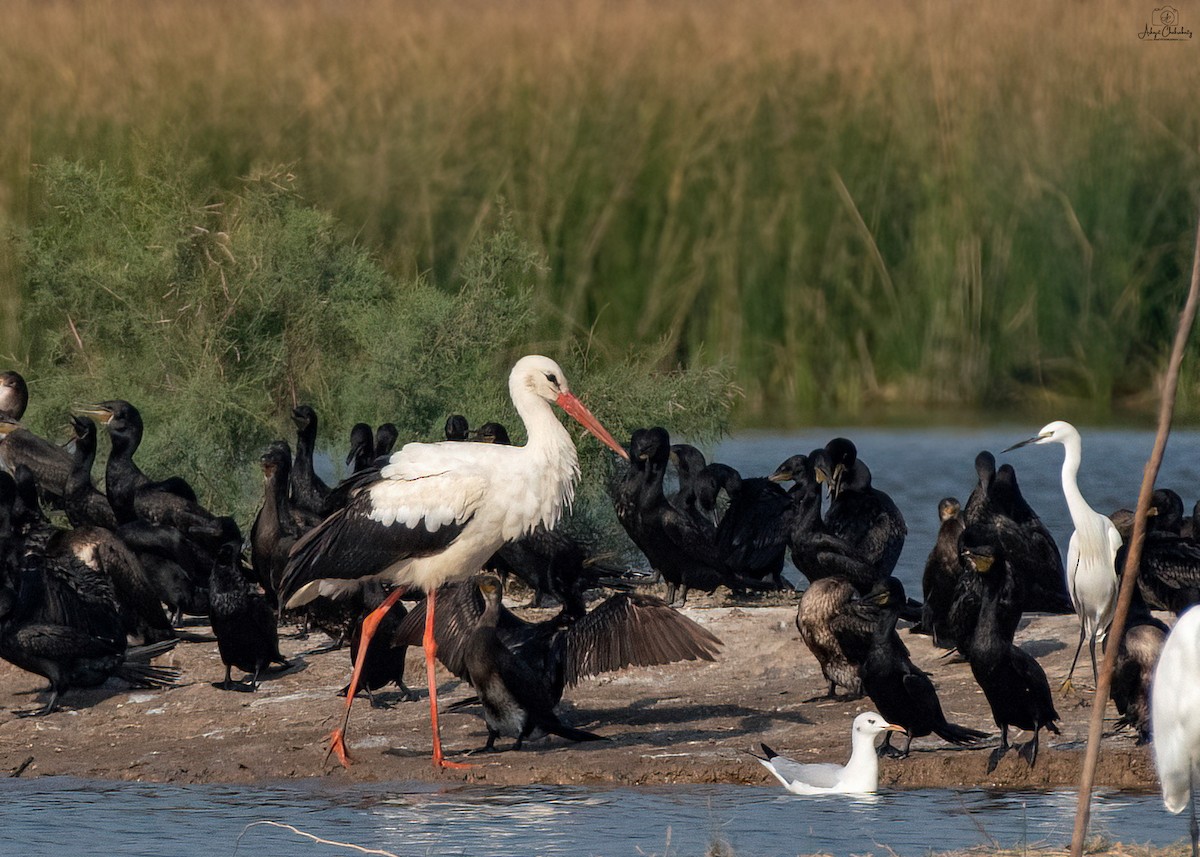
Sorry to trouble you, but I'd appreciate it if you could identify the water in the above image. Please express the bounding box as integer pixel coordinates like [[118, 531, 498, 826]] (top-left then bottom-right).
[[0, 777, 1179, 856], [716, 426, 1200, 594]]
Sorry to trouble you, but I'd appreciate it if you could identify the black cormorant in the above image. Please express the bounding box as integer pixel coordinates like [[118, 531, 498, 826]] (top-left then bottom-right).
[[795, 576, 862, 699], [769, 453, 878, 593], [921, 497, 964, 649], [374, 423, 399, 458], [1116, 491, 1200, 613], [337, 580, 415, 706], [0, 417, 74, 504], [472, 422, 512, 445], [0, 486, 179, 715], [444, 414, 470, 442], [946, 524, 1025, 660], [208, 539, 289, 691], [80, 400, 217, 537], [830, 577, 986, 757], [289, 405, 331, 517], [346, 423, 375, 474], [1112, 586, 1168, 745], [698, 462, 792, 589], [61, 415, 118, 531], [960, 531, 1060, 772], [614, 427, 753, 604], [989, 463, 1074, 614], [250, 441, 306, 604], [398, 571, 721, 751], [0, 370, 29, 420], [818, 438, 907, 578]]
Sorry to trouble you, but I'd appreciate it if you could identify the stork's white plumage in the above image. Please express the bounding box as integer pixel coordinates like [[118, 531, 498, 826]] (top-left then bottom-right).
[[1151, 605, 1200, 857], [1005, 420, 1121, 694], [278, 355, 627, 767]]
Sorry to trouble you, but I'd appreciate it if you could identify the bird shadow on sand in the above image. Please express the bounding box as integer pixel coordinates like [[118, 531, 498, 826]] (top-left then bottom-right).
[[1017, 638, 1067, 658], [208, 657, 309, 691], [3, 676, 192, 719], [561, 698, 814, 748]]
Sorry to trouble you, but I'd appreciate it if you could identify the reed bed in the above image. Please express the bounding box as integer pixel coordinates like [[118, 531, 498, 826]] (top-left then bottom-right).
[[2, 0, 1199, 420]]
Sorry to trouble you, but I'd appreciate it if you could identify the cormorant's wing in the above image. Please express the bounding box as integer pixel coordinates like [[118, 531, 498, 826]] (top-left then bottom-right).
[[562, 593, 722, 687]]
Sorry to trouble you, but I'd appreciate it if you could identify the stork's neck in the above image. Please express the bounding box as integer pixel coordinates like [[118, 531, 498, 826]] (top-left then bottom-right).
[[513, 392, 580, 531]]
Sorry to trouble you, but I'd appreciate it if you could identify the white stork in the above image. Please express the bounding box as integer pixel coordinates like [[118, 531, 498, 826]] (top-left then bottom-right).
[[278, 355, 627, 768]]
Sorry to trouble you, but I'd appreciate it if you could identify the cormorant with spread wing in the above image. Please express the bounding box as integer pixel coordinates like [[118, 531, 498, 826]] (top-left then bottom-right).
[[394, 572, 723, 750]]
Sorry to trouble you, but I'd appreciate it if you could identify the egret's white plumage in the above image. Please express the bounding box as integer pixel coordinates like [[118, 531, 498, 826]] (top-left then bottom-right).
[[1151, 605, 1200, 854], [753, 712, 905, 795], [278, 355, 626, 768], [1006, 420, 1120, 691]]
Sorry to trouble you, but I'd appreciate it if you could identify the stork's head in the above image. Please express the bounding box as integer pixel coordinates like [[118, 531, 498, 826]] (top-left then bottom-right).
[[509, 355, 628, 459], [1004, 419, 1079, 452]]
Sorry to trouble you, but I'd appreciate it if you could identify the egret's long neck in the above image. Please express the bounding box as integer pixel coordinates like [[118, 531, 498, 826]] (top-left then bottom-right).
[[513, 389, 580, 531], [1058, 433, 1097, 526]]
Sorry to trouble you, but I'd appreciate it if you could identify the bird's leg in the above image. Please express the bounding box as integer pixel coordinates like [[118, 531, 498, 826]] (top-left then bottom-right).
[[1088, 635, 1099, 689], [1060, 625, 1087, 694], [877, 730, 908, 759], [986, 725, 1010, 773], [326, 585, 406, 768], [424, 588, 474, 770], [1190, 770, 1198, 857], [1017, 728, 1040, 768], [222, 665, 233, 691]]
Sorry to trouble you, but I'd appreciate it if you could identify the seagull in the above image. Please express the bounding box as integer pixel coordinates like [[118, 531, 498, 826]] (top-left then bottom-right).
[[1005, 421, 1120, 693], [751, 712, 905, 795], [278, 355, 627, 768], [1151, 605, 1200, 857]]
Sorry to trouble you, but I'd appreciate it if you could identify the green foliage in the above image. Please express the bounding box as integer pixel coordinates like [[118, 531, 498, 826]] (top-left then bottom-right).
[[15, 159, 734, 532]]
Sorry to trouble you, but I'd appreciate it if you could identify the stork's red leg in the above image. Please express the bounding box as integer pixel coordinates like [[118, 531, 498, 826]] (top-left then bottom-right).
[[425, 587, 474, 769], [326, 585, 406, 767]]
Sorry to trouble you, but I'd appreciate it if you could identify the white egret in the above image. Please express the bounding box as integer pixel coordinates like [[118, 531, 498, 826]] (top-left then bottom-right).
[[1151, 605, 1200, 857], [1005, 421, 1120, 693]]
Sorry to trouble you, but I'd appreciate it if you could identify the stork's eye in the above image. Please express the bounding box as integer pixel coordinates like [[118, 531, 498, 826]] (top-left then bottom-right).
[[546, 373, 559, 385]]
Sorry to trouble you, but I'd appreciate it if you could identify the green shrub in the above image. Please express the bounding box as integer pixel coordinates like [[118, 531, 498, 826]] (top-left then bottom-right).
[[16, 158, 734, 536]]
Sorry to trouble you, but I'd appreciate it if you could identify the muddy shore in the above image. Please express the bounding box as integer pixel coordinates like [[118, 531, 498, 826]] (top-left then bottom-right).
[[0, 589, 1160, 791]]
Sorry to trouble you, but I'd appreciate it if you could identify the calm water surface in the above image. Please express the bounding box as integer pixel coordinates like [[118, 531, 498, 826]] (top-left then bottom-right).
[[0, 778, 1179, 857]]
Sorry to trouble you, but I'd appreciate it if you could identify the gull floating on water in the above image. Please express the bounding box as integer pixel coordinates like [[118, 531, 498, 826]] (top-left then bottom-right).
[[753, 711, 905, 795]]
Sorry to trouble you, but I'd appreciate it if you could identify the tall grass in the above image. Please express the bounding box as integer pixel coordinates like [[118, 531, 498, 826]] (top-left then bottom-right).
[[2, 1, 1199, 421]]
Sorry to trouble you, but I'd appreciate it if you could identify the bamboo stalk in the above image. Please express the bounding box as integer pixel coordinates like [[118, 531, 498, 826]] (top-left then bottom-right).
[[1070, 211, 1200, 857]]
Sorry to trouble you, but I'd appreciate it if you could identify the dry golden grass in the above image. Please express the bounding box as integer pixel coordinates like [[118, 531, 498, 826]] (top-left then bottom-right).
[[3, 1, 1198, 417]]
